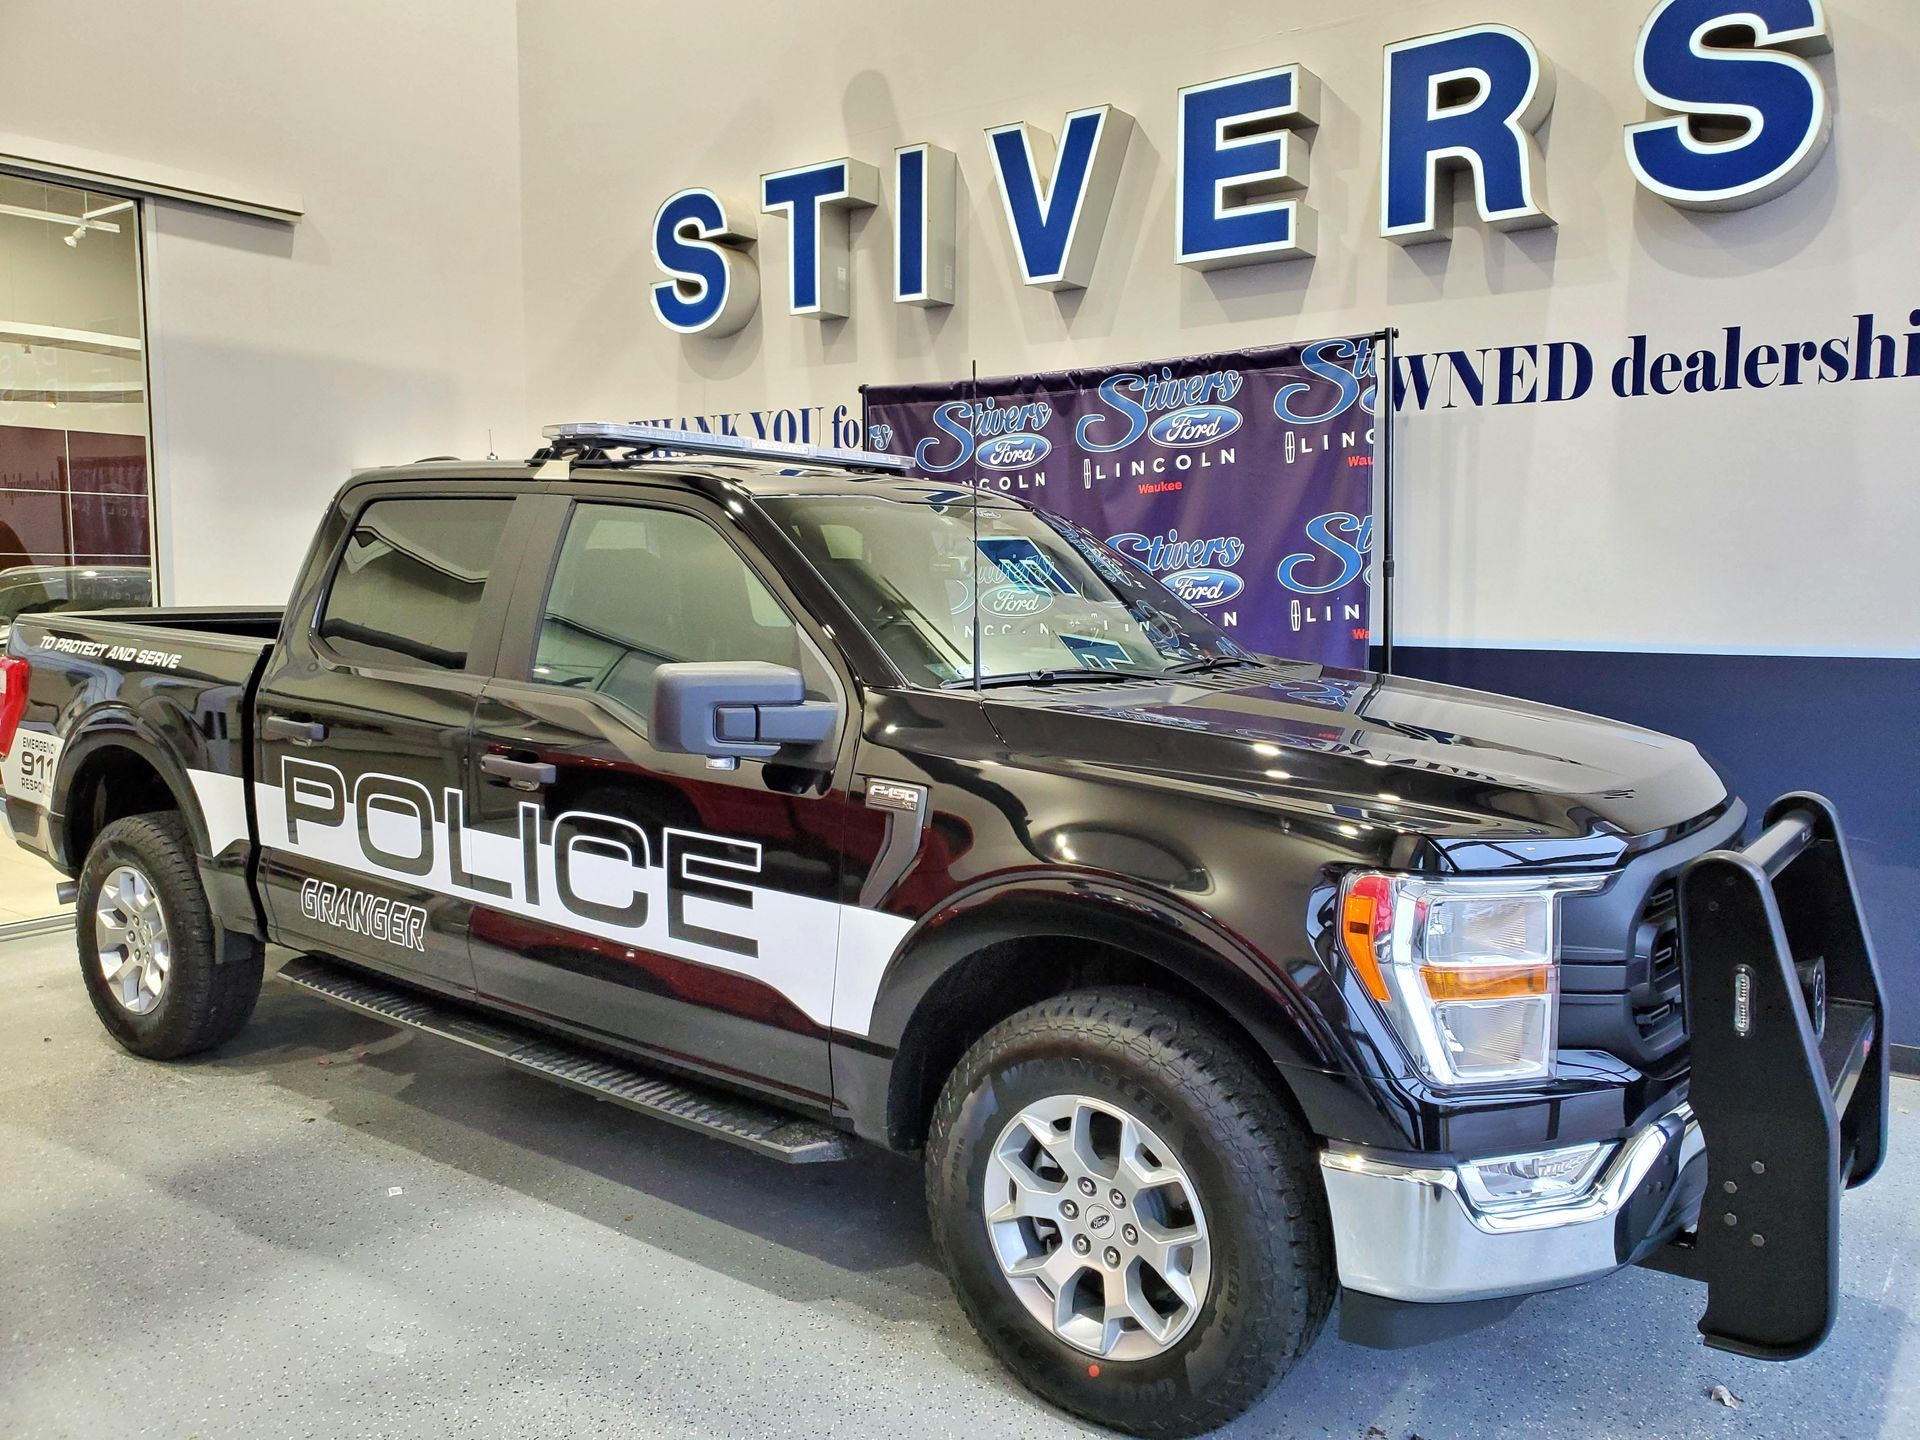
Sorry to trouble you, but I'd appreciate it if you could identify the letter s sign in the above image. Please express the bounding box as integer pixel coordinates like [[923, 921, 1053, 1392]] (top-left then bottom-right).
[[651, 189, 760, 337], [1625, 0, 1834, 211]]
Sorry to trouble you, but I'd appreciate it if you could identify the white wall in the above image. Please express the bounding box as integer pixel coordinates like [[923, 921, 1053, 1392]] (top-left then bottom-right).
[[515, 0, 1920, 661], [1, 0, 1910, 652], [0, 0, 529, 603]]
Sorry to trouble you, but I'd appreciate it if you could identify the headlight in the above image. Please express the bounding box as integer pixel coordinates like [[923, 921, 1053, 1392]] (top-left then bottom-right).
[[1338, 872, 1602, 1086]]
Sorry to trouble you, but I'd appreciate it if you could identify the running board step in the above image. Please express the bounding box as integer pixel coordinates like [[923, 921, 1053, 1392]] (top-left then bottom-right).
[[276, 957, 849, 1163]]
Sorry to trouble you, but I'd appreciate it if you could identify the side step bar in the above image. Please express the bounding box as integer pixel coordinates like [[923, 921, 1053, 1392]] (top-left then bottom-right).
[[1642, 792, 1889, 1360], [277, 957, 850, 1163]]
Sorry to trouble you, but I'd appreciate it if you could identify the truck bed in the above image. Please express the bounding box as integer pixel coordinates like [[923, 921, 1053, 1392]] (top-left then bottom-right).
[[5, 609, 282, 878], [44, 606, 285, 642]]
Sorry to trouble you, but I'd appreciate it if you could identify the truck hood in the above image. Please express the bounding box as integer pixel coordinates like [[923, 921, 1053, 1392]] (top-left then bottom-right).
[[981, 661, 1730, 856]]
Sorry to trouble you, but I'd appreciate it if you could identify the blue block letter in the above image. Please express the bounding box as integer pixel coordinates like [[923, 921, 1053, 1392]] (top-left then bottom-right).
[[1626, 0, 1833, 211], [986, 106, 1135, 291], [650, 189, 758, 337], [1381, 25, 1556, 245], [760, 159, 880, 319], [894, 144, 957, 307], [1177, 66, 1321, 270]]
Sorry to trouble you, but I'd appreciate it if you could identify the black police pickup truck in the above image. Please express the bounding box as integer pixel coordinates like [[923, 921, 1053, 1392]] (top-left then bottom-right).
[[0, 423, 1889, 1436]]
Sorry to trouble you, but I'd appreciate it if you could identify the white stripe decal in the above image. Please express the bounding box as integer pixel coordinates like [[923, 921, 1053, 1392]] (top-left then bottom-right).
[[200, 765, 912, 1036], [188, 770, 250, 854]]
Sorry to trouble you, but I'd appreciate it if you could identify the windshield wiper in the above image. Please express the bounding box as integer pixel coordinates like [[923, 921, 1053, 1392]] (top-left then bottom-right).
[[1169, 655, 1258, 675], [940, 668, 1167, 691]]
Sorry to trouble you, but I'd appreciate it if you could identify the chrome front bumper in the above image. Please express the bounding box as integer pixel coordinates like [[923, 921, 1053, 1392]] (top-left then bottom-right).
[[1320, 1103, 1705, 1304]]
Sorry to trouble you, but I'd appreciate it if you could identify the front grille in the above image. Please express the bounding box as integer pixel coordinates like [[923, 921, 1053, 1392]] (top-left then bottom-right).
[[1556, 801, 1744, 1070], [1631, 880, 1686, 1040]]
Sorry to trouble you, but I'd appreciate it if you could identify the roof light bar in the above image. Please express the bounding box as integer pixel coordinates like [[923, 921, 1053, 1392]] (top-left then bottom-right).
[[542, 421, 911, 472]]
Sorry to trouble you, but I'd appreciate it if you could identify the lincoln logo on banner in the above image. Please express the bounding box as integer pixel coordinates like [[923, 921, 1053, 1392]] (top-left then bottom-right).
[[863, 335, 1382, 670]]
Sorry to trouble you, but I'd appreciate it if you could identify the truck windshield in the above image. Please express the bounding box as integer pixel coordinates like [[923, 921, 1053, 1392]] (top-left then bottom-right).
[[760, 493, 1249, 689]]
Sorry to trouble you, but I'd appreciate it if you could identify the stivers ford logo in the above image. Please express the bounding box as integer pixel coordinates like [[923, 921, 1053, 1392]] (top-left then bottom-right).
[[1147, 405, 1243, 448], [980, 585, 1054, 617], [977, 433, 1054, 470], [1163, 568, 1245, 608]]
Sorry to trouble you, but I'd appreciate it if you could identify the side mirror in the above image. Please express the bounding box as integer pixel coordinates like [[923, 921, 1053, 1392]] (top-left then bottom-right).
[[650, 661, 839, 762]]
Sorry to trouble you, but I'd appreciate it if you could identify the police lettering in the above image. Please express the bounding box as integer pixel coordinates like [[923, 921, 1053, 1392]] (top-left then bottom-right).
[[277, 759, 761, 954]]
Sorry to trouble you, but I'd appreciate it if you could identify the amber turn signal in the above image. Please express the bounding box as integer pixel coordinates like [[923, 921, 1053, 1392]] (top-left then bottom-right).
[[1417, 963, 1552, 1002], [1340, 874, 1394, 1002]]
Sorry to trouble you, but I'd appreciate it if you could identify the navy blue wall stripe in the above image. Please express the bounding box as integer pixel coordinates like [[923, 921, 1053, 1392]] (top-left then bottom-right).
[[1394, 647, 1918, 1055]]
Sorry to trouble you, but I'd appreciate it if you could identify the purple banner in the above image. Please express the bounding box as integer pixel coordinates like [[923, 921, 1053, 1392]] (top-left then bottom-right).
[[864, 335, 1382, 669]]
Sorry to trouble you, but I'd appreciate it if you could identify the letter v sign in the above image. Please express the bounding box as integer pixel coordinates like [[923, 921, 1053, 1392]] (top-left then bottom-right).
[[985, 105, 1135, 291]]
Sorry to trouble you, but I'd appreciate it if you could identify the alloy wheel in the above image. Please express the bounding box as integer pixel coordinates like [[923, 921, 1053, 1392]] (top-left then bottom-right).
[[95, 864, 171, 1016], [982, 1093, 1212, 1361]]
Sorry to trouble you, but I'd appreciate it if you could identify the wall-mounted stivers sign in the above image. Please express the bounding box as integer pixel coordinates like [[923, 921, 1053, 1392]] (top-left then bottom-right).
[[648, 0, 1838, 337]]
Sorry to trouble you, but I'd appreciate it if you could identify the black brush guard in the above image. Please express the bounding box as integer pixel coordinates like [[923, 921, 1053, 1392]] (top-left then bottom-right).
[[1639, 792, 1890, 1360]]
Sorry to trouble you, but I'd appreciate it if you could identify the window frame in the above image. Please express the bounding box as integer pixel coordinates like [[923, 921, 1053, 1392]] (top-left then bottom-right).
[[307, 486, 534, 682], [492, 486, 851, 747]]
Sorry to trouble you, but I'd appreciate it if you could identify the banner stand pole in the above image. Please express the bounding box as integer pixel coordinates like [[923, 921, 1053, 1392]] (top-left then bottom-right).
[[1379, 326, 1398, 675], [969, 359, 982, 695]]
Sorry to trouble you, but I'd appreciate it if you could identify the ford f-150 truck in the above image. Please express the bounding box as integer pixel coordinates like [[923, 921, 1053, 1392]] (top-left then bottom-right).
[[0, 423, 1889, 1436]]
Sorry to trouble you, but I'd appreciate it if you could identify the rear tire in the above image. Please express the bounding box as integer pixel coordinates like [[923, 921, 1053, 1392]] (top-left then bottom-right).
[[76, 812, 263, 1058], [925, 988, 1333, 1438]]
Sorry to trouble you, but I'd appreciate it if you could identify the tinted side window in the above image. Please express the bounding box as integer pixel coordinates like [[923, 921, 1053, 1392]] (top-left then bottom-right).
[[319, 498, 513, 670], [533, 503, 815, 721]]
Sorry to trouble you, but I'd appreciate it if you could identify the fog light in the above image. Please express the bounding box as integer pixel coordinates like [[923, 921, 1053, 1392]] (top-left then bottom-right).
[[1459, 1142, 1612, 1210]]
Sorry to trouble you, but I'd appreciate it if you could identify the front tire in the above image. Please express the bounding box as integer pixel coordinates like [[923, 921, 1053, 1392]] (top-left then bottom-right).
[[76, 812, 263, 1059], [925, 989, 1333, 1438]]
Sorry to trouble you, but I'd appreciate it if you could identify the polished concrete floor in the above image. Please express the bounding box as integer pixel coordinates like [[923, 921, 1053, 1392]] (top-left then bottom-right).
[[0, 818, 65, 922], [2, 929, 1914, 1439]]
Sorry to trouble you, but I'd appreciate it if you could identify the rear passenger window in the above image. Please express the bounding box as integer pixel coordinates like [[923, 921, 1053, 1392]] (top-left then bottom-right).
[[532, 503, 818, 721], [320, 498, 513, 670]]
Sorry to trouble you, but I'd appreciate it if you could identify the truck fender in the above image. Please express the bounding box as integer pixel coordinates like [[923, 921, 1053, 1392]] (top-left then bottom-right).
[[851, 872, 1348, 1150], [52, 713, 215, 869]]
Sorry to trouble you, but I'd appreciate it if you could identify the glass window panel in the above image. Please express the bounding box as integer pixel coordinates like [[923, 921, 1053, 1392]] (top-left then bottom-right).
[[319, 498, 514, 671], [65, 431, 148, 496], [68, 491, 148, 556], [0, 175, 154, 918], [531, 503, 822, 723]]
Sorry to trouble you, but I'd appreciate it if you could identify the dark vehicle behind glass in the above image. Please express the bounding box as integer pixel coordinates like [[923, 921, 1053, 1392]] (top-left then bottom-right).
[[0, 564, 151, 642]]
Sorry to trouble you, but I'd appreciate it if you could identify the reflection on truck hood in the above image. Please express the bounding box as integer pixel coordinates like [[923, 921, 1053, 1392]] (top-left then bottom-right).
[[982, 661, 1730, 855]]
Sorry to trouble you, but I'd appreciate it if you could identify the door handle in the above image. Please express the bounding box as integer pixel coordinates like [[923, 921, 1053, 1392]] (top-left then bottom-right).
[[262, 715, 329, 746], [481, 753, 556, 791]]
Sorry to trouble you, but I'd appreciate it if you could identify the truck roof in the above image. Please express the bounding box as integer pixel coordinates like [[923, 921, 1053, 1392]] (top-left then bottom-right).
[[344, 455, 1017, 505]]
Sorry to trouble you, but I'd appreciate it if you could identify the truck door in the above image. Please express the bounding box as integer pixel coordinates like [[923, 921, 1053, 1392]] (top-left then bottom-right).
[[462, 490, 860, 1108], [254, 489, 526, 996]]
